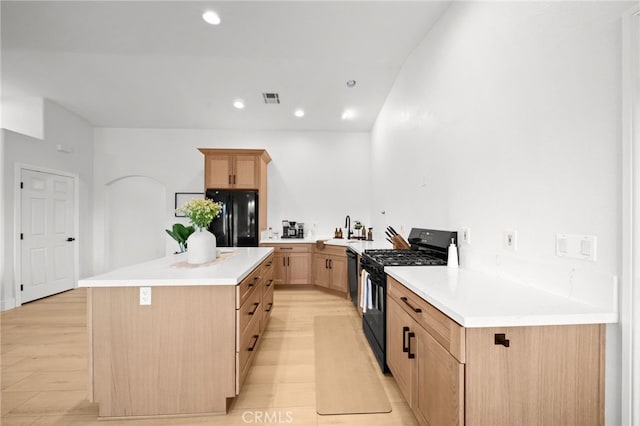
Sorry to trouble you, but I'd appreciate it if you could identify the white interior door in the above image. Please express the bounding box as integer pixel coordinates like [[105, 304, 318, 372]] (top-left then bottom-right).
[[20, 169, 75, 302]]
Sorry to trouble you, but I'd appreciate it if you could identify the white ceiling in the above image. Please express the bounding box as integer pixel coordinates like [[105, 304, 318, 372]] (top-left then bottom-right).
[[1, 1, 451, 131]]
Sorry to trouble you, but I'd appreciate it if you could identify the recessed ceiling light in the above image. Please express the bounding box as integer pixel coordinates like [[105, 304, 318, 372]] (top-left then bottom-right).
[[341, 109, 355, 120], [202, 11, 221, 25], [346, 80, 356, 88], [233, 99, 245, 109], [294, 109, 305, 118]]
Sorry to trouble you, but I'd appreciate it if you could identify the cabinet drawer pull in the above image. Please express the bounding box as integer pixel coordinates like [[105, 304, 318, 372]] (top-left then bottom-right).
[[248, 302, 260, 315], [400, 297, 422, 313], [407, 332, 416, 359], [253, 276, 260, 281], [280, 247, 293, 250], [494, 333, 510, 347], [266, 302, 273, 312], [266, 262, 272, 267], [402, 326, 410, 353], [266, 280, 273, 288], [248, 334, 259, 352]]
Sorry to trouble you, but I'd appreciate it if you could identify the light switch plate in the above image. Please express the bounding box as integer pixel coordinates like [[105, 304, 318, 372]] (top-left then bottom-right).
[[556, 234, 597, 261]]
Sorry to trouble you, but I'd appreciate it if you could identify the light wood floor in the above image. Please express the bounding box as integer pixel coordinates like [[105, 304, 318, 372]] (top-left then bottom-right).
[[1, 287, 417, 425]]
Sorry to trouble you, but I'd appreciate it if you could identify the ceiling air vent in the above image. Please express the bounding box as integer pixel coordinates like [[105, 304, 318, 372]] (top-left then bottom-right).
[[262, 92, 280, 104]]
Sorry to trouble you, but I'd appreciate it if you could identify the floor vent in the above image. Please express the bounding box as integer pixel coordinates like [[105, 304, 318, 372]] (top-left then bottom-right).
[[262, 93, 280, 104]]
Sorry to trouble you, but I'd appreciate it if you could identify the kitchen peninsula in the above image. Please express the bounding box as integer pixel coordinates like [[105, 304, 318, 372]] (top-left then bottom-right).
[[78, 247, 274, 419]]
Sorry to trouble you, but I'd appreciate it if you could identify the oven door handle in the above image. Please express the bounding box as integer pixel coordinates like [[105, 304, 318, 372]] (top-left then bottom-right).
[[402, 326, 410, 353], [400, 296, 422, 313]]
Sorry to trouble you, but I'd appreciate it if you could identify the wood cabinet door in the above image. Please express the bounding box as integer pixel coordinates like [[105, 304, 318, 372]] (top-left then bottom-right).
[[205, 155, 232, 189], [413, 325, 464, 426], [312, 255, 330, 288], [288, 253, 311, 285], [386, 298, 414, 405], [328, 255, 347, 292], [465, 325, 604, 426], [272, 253, 287, 285], [233, 156, 258, 189]]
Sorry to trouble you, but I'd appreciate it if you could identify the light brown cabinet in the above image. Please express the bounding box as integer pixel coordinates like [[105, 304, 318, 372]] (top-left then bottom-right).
[[87, 253, 274, 419], [386, 277, 604, 426], [313, 245, 348, 294], [260, 244, 311, 285], [199, 148, 271, 231]]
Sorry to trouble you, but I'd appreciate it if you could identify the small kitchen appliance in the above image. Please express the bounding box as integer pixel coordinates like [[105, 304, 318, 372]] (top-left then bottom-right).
[[360, 228, 457, 373], [281, 220, 304, 239]]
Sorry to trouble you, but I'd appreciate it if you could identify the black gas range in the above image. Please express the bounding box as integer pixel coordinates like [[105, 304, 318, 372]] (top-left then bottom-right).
[[360, 228, 457, 373]]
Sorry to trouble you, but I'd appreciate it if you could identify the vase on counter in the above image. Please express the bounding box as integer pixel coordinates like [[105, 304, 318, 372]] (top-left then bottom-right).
[[187, 227, 217, 264]]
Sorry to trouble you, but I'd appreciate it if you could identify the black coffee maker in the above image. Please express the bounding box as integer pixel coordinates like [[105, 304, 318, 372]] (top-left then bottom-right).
[[282, 220, 304, 238]]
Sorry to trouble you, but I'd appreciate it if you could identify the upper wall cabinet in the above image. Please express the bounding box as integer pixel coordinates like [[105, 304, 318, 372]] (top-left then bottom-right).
[[199, 148, 272, 232], [199, 149, 271, 190]]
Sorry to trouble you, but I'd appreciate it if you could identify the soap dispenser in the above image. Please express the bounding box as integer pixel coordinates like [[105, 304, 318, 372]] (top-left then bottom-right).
[[447, 238, 459, 268]]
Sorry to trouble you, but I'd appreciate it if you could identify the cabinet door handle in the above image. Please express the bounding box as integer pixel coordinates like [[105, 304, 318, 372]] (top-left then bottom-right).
[[325, 259, 328, 269], [233, 175, 236, 184], [248, 334, 260, 352], [283, 257, 286, 267], [248, 302, 260, 316], [407, 332, 416, 359], [287, 257, 290, 266], [329, 259, 333, 269], [266, 279, 273, 288], [494, 333, 510, 347], [228, 175, 232, 184], [400, 296, 422, 313], [266, 302, 273, 312], [402, 326, 410, 353]]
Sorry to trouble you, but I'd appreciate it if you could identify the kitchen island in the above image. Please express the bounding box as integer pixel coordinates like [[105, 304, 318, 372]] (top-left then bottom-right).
[[78, 247, 274, 419]]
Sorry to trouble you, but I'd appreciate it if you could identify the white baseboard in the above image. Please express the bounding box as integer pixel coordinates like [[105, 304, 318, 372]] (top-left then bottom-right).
[[1, 298, 17, 312]]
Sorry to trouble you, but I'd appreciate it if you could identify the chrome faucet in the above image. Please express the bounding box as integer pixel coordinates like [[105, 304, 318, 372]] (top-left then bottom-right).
[[345, 215, 352, 239]]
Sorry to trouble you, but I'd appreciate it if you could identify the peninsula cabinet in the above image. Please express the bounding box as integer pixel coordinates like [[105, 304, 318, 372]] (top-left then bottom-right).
[[312, 244, 348, 295], [387, 277, 605, 426], [199, 148, 271, 232], [260, 243, 311, 285]]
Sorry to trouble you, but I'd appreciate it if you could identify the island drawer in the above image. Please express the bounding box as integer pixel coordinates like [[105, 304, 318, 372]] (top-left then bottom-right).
[[238, 282, 262, 338], [261, 282, 274, 332], [237, 310, 261, 392], [237, 266, 261, 309], [388, 277, 465, 363], [314, 245, 346, 258]]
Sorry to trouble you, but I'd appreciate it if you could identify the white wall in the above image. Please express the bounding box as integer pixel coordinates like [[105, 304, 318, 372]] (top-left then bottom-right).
[[371, 2, 633, 424], [0, 96, 44, 140], [92, 128, 371, 274], [1, 99, 94, 309]]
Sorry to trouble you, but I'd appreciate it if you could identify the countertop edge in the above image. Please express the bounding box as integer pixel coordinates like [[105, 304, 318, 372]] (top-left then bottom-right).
[[386, 267, 618, 328], [78, 247, 274, 288]]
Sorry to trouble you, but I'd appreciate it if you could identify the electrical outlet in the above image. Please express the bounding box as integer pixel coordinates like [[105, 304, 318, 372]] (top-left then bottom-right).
[[140, 287, 152, 305], [463, 228, 471, 244], [503, 231, 517, 251]]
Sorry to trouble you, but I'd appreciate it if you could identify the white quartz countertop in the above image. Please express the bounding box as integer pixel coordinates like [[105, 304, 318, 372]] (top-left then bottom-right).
[[78, 247, 274, 287], [260, 237, 391, 254], [385, 266, 617, 328]]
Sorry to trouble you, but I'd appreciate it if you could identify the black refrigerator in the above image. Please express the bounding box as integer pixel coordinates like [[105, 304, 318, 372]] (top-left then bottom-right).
[[205, 189, 259, 247]]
